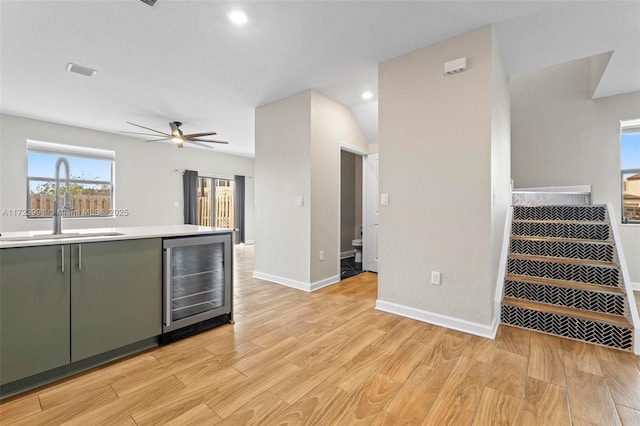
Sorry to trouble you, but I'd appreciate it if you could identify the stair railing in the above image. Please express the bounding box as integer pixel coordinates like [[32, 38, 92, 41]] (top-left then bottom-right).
[[606, 203, 640, 354]]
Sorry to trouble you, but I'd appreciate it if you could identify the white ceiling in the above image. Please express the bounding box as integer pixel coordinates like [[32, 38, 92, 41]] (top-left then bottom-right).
[[1, 1, 638, 157]]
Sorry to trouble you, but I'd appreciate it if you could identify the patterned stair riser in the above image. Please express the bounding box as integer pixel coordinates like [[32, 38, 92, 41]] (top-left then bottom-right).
[[511, 222, 610, 241], [507, 258, 620, 287], [509, 239, 615, 262], [504, 280, 626, 316], [501, 304, 632, 350], [513, 206, 606, 222]]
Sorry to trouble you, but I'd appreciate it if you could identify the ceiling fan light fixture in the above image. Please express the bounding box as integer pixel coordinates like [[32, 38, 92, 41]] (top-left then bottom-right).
[[171, 136, 184, 148], [228, 9, 248, 25]]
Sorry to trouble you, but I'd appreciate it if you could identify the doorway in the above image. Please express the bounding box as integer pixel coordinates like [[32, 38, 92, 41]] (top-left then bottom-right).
[[198, 177, 235, 229], [339, 147, 366, 280]]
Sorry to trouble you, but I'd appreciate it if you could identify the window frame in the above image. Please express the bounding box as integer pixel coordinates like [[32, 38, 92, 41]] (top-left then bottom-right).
[[26, 140, 116, 219], [620, 120, 640, 225]]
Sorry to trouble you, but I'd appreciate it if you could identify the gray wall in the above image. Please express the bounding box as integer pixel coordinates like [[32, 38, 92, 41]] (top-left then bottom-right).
[[377, 25, 510, 327], [0, 114, 255, 239], [511, 56, 640, 283]]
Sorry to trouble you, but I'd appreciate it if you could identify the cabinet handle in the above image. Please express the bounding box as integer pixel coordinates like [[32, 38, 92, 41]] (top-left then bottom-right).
[[78, 244, 82, 271], [60, 246, 64, 273]]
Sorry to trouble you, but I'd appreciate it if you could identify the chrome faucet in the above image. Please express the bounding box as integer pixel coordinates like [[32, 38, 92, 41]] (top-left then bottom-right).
[[53, 157, 71, 235]]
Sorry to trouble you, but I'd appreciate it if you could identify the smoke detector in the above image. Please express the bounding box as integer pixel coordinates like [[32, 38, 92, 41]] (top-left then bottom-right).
[[66, 63, 97, 77]]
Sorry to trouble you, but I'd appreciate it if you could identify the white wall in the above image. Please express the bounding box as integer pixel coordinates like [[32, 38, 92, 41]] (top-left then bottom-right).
[[511, 57, 640, 283], [0, 114, 254, 240], [254, 91, 312, 284], [490, 29, 512, 316], [310, 90, 368, 283], [378, 25, 509, 329], [254, 90, 367, 288]]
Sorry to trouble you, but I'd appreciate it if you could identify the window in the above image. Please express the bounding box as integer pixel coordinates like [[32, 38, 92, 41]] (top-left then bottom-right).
[[621, 120, 640, 224], [27, 140, 115, 218]]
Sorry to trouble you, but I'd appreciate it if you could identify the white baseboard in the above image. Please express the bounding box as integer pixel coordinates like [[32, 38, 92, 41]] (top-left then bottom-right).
[[375, 299, 498, 339], [252, 271, 310, 292], [341, 250, 355, 259], [310, 275, 340, 291], [632, 282, 640, 292], [252, 271, 340, 293]]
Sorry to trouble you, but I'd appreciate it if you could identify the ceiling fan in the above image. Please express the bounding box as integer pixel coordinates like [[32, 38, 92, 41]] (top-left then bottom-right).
[[122, 121, 229, 149]]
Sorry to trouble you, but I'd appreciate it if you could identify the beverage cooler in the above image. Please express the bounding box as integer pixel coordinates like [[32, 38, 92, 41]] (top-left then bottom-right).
[[160, 233, 232, 344]]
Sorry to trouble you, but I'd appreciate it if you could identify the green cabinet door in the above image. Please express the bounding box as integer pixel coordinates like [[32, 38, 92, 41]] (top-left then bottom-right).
[[70, 238, 161, 362], [0, 245, 71, 385]]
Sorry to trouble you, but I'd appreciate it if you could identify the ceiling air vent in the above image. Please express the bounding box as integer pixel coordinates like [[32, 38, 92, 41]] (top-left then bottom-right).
[[66, 63, 97, 77], [139, 0, 158, 6]]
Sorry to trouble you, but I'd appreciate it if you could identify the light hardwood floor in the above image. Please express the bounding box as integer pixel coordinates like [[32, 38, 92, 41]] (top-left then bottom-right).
[[1, 244, 639, 425]]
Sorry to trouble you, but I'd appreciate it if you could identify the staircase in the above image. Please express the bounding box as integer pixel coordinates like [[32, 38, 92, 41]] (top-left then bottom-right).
[[500, 205, 635, 352]]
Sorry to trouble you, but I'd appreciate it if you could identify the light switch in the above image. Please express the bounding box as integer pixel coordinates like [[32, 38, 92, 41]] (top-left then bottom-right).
[[380, 193, 389, 205], [297, 196, 304, 206]]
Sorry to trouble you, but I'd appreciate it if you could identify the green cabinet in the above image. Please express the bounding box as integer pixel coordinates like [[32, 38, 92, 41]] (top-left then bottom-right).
[[0, 238, 162, 385], [71, 238, 161, 361], [0, 245, 71, 385]]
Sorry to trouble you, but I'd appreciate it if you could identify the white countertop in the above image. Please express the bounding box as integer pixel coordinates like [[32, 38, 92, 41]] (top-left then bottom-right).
[[0, 225, 232, 248]]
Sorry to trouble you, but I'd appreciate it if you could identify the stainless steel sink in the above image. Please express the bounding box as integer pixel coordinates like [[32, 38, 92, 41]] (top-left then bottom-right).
[[0, 232, 125, 242]]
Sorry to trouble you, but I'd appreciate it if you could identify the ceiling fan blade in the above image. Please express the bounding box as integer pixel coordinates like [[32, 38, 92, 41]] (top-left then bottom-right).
[[182, 131, 217, 138], [186, 140, 214, 150], [185, 137, 229, 144], [121, 130, 170, 137], [144, 138, 171, 142], [126, 121, 167, 136], [169, 122, 181, 138]]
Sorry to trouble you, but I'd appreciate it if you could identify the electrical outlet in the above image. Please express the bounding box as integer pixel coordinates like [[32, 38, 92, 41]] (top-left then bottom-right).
[[319, 250, 324, 261], [431, 271, 441, 285], [297, 196, 304, 206]]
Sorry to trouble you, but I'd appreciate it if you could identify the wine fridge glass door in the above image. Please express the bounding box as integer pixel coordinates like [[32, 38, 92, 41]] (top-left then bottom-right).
[[163, 234, 231, 332]]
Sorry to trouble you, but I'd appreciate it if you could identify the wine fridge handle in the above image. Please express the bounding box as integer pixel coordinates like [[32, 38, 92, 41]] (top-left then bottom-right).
[[164, 247, 171, 327]]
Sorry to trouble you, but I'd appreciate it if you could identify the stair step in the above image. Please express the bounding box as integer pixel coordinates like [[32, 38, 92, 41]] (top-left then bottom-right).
[[511, 221, 610, 241], [502, 297, 631, 327], [513, 219, 607, 225], [505, 274, 624, 294], [509, 237, 615, 263], [513, 205, 607, 222], [508, 253, 616, 268], [504, 276, 627, 316], [501, 299, 633, 351]]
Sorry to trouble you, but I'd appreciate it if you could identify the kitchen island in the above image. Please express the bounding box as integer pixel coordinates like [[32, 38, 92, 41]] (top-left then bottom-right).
[[0, 225, 233, 398]]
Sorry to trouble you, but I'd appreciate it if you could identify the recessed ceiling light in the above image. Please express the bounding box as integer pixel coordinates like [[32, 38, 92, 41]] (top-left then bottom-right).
[[228, 9, 248, 25], [362, 91, 373, 100]]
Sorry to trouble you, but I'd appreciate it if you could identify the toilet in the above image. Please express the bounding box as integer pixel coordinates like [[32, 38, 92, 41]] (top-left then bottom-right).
[[352, 239, 363, 263]]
